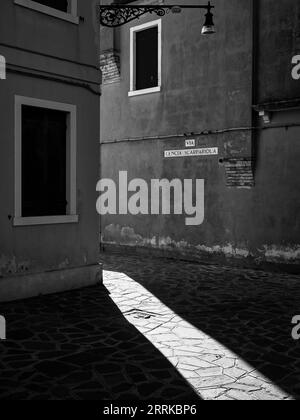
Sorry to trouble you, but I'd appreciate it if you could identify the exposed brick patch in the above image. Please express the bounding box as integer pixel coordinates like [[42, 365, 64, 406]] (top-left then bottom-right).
[[224, 158, 254, 188], [100, 50, 120, 85]]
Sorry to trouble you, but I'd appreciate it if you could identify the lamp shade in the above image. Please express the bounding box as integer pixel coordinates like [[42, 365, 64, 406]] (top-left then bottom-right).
[[201, 10, 215, 35]]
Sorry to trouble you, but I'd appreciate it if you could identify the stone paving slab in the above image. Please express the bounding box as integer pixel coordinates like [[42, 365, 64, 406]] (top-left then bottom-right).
[[0, 286, 198, 400], [0, 252, 299, 400], [101, 253, 300, 400]]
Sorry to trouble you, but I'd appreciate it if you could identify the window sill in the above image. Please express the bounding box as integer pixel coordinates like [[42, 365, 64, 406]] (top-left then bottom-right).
[[128, 86, 161, 97], [14, 0, 79, 25], [13, 215, 79, 227]]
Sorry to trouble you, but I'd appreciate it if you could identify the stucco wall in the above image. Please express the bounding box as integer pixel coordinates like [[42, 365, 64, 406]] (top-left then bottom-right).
[[0, 0, 101, 278], [0, 75, 100, 276], [100, 110, 300, 266], [101, 0, 253, 141], [0, 0, 98, 67], [99, 0, 300, 268], [255, 0, 300, 103]]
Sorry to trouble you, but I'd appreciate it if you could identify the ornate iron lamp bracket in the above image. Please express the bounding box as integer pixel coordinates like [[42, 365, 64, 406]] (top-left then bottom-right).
[[98, 3, 214, 28]]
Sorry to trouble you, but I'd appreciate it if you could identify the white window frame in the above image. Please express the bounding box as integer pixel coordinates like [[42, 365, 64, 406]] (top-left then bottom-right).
[[14, 96, 78, 227], [14, 0, 79, 25], [129, 19, 162, 97]]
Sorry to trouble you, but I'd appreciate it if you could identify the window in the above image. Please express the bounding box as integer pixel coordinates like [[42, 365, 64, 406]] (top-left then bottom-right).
[[136, 27, 158, 90], [14, 96, 78, 226], [14, 0, 79, 24], [32, 0, 68, 12], [129, 19, 162, 97], [22, 106, 67, 217]]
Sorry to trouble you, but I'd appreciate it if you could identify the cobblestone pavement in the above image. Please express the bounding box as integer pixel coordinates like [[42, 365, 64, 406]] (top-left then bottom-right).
[[0, 253, 300, 400]]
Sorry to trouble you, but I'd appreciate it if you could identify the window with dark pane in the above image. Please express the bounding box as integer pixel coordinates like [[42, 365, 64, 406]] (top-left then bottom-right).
[[32, 0, 68, 12], [136, 27, 158, 90], [22, 106, 67, 217]]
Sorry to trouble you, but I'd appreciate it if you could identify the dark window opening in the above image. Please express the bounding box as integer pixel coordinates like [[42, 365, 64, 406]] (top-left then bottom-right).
[[22, 105, 68, 217], [32, 0, 69, 13], [135, 26, 158, 90]]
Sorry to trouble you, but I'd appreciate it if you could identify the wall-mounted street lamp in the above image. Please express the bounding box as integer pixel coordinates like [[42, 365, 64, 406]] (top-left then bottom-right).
[[98, 2, 215, 34]]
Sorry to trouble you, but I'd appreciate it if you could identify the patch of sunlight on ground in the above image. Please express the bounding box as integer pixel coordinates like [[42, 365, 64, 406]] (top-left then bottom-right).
[[103, 270, 292, 400]]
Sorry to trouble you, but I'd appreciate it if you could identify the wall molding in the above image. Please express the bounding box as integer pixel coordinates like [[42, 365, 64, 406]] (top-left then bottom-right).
[[14, 0, 79, 24]]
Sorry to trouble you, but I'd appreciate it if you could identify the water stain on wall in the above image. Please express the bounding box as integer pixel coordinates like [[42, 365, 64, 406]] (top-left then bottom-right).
[[102, 224, 300, 265]]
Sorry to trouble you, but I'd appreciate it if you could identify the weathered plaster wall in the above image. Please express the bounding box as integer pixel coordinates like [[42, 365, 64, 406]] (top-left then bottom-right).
[[0, 0, 98, 68], [256, 0, 300, 103], [100, 109, 300, 266], [0, 0, 101, 279], [0, 73, 100, 277], [101, 0, 253, 145], [99, 0, 300, 268]]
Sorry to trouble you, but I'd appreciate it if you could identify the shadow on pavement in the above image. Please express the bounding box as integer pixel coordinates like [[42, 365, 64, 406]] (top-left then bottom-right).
[[101, 253, 300, 400], [0, 286, 200, 400]]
